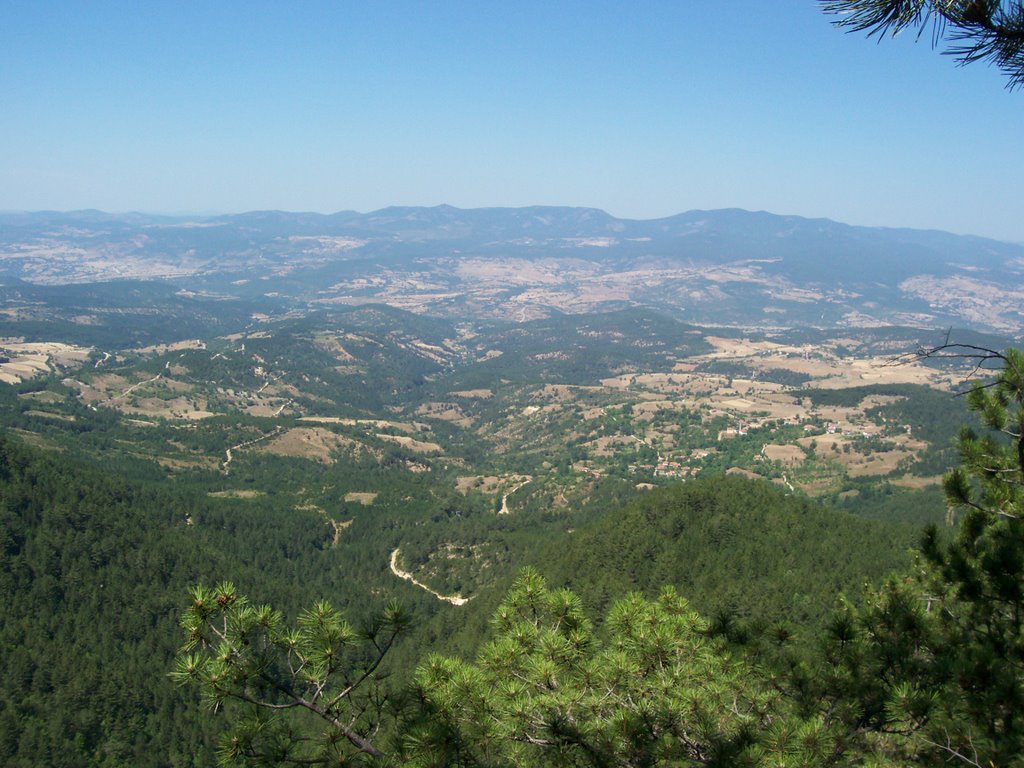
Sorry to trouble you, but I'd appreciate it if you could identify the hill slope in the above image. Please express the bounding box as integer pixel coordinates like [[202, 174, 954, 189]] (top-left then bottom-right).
[[538, 476, 924, 633]]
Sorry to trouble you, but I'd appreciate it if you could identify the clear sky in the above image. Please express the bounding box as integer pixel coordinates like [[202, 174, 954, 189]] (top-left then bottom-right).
[[2, 1, 1022, 240]]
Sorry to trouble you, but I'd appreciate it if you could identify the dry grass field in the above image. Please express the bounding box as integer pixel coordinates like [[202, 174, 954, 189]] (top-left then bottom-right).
[[0, 340, 92, 384], [344, 492, 378, 505], [415, 402, 474, 427], [762, 444, 807, 465], [376, 433, 443, 454], [455, 474, 532, 495], [298, 416, 420, 433], [259, 427, 378, 464], [208, 489, 265, 498], [450, 389, 493, 399]]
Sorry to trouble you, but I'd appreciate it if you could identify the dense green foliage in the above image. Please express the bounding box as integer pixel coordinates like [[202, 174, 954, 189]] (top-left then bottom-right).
[[0, 435, 221, 766], [407, 569, 785, 767], [174, 582, 410, 764], [167, 343, 1024, 767], [0, 281, 268, 349], [0, 434, 398, 767], [537, 476, 921, 634], [434, 309, 711, 389], [0, 297, 996, 766]]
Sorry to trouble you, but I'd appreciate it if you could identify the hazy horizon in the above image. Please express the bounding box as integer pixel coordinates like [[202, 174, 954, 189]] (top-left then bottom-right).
[[3, 2, 1023, 240], [4, 203, 1022, 245]]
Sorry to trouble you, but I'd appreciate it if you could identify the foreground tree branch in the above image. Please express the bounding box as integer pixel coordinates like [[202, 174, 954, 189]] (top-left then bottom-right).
[[172, 582, 410, 764], [827, 341, 1024, 764], [822, 0, 1024, 88]]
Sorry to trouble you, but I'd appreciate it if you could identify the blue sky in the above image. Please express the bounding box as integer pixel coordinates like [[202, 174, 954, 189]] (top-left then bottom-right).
[[2, 1, 1022, 240]]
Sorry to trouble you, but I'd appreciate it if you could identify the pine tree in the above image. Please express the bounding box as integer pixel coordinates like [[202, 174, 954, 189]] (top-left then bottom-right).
[[404, 568, 833, 768], [822, 0, 1024, 88], [171, 582, 410, 765], [922, 346, 1024, 764], [811, 346, 1024, 766]]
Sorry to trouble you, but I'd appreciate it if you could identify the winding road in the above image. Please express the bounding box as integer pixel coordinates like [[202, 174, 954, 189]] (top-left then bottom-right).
[[222, 427, 283, 474], [389, 548, 470, 606], [498, 478, 531, 515], [112, 361, 170, 400]]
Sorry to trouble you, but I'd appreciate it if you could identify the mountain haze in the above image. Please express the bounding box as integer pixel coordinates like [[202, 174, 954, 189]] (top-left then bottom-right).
[[2, 206, 1022, 335]]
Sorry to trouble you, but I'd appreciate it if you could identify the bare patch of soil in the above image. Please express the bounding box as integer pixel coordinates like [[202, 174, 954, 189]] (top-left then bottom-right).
[[892, 474, 944, 489], [260, 427, 378, 464], [376, 433, 443, 454], [450, 389, 492, 399], [23, 410, 75, 421], [344, 492, 378, 505], [208, 489, 266, 498], [298, 416, 419, 433], [18, 390, 64, 404], [762, 444, 806, 465], [415, 402, 473, 426], [726, 467, 762, 481]]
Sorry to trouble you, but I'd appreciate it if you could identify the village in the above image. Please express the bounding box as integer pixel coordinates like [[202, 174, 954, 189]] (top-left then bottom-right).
[[566, 334, 945, 495]]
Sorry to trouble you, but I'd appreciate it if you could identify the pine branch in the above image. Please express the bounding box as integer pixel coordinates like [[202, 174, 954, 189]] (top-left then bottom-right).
[[823, 0, 1024, 87]]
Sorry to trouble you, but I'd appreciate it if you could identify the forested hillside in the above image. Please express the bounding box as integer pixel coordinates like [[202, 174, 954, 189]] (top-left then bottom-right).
[[171, 346, 1024, 766], [0, 287, 1002, 766], [0, 435, 219, 766], [538, 476, 924, 632], [0, 435, 400, 767], [0, 430, 947, 766]]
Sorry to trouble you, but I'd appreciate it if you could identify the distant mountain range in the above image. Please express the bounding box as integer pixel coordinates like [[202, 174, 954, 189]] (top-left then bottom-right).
[[2, 206, 1022, 335]]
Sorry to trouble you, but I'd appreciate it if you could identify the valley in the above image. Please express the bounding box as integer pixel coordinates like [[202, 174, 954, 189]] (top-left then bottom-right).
[[0, 300, 984, 603], [1, 207, 1019, 767]]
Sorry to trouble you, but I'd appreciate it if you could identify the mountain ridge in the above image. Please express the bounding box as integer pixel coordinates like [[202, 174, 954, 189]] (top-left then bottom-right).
[[2, 205, 1022, 334], [2, 204, 1020, 243]]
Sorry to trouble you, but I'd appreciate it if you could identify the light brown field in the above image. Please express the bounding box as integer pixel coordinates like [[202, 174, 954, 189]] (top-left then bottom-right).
[[892, 474, 944, 489], [344, 492, 378, 505], [798, 435, 849, 453], [259, 427, 378, 464], [453, 258, 567, 285], [376, 433, 443, 454], [901, 274, 1024, 334], [23, 410, 75, 421], [762, 444, 806, 465], [450, 389, 493, 399], [208, 489, 266, 498], [132, 339, 206, 355], [18, 390, 64, 403], [415, 402, 473, 427], [244, 402, 290, 418], [726, 467, 762, 481], [118, 396, 216, 421], [843, 451, 909, 477], [800, 435, 912, 477], [0, 364, 47, 385], [631, 400, 677, 420], [537, 383, 603, 402], [698, 336, 956, 390], [0, 340, 92, 383], [298, 416, 419, 433]]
